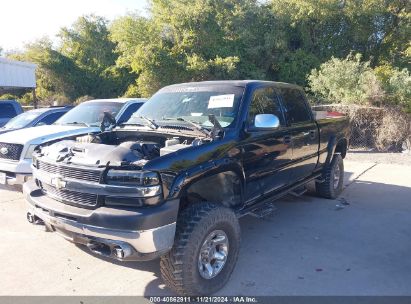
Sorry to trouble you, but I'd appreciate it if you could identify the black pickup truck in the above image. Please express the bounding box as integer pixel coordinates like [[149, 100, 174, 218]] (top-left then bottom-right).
[[24, 80, 349, 295]]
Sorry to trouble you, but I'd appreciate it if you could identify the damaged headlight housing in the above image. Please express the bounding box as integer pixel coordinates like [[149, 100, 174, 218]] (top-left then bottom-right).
[[105, 170, 162, 206], [106, 170, 160, 186]]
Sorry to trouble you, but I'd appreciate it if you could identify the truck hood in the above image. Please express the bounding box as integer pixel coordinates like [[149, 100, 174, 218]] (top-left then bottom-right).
[[40, 140, 150, 168], [0, 125, 101, 145], [0, 128, 17, 136]]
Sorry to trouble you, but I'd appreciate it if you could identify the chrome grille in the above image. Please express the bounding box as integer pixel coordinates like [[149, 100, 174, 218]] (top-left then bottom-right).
[[38, 161, 101, 183], [0, 143, 23, 161], [41, 183, 99, 208]]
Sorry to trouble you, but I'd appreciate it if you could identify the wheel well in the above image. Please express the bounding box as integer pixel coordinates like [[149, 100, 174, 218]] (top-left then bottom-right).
[[182, 171, 242, 209], [335, 139, 348, 158]]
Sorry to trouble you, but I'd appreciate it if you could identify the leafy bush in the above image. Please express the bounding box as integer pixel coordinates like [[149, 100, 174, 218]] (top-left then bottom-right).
[[309, 54, 411, 113], [308, 54, 384, 105], [0, 94, 19, 100]]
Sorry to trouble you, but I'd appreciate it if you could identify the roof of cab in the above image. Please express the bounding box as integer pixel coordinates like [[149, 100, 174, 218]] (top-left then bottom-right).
[[85, 98, 147, 103], [26, 107, 68, 114], [161, 80, 302, 90]]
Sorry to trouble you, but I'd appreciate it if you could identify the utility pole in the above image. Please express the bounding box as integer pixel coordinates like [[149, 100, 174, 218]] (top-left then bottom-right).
[[32, 88, 37, 109]]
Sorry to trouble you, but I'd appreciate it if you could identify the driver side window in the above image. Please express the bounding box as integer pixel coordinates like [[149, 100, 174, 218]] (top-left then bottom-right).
[[248, 87, 284, 127]]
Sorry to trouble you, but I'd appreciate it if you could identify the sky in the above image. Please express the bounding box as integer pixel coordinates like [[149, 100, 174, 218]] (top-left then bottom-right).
[[0, 0, 149, 52]]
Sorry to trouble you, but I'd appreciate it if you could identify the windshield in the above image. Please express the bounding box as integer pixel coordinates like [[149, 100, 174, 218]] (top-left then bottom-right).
[[55, 102, 123, 127], [126, 84, 244, 128], [3, 110, 43, 129]]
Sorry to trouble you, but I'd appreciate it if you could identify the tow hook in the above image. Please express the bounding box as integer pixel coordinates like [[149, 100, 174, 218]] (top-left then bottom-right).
[[26, 212, 44, 225]]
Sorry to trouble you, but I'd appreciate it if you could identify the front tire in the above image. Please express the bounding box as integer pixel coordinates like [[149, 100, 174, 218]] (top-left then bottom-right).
[[316, 154, 344, 199], [160, 202, 241, 295]]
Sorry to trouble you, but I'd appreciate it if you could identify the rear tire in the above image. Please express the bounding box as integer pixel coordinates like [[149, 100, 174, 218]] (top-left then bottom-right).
[[160, 202, 241, 295], [316, 154, 344, 199]]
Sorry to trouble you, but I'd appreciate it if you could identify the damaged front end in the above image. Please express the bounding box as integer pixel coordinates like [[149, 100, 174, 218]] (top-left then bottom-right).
[[24, 129, 209, 260]]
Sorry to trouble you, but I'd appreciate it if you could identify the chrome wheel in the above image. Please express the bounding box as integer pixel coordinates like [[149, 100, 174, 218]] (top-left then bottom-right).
[[333, 163, 341, 189], [198, 230, 229, 279]]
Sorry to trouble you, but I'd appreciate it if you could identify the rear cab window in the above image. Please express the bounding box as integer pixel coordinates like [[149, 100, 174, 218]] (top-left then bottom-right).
[[36, 111, 66, 125], [279, 88, 312, 125]]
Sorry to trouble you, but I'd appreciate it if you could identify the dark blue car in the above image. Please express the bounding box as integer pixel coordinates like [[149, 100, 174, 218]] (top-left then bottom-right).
[[0, 100, 24, 127], [0, 106, 73, 135]]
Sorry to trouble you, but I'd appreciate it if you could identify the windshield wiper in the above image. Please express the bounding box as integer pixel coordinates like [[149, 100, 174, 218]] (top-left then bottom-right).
[[162, 117, 211, 137], [63, 122, 91, 127], [140, 116, 158, 130]]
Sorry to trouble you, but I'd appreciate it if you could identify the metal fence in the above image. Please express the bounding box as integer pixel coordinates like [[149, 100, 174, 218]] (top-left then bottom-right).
[[312, 104, 411, 152]]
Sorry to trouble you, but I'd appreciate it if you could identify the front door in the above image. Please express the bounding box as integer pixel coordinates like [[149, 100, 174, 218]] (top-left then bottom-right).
[[241, 86, 294, 202]]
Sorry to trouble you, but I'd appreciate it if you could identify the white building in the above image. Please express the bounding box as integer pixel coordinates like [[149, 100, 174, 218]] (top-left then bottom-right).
[[0, 57, 36, 89]]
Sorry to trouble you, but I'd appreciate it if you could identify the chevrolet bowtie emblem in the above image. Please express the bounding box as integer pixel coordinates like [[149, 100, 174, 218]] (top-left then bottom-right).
[[0, 147, 8, 155], [51, 176, 67, 190]]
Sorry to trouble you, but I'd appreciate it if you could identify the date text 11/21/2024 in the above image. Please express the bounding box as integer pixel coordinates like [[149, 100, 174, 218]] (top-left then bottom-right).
[[149, 296, 258, 303]]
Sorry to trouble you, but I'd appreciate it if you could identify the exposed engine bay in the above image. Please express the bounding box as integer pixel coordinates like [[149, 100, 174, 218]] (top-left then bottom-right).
[[38, 130, 209, 168]]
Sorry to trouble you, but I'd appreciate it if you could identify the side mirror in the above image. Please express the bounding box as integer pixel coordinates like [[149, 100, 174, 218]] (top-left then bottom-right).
[[36, 122, 46, 127], [254, 114, 280, 129]]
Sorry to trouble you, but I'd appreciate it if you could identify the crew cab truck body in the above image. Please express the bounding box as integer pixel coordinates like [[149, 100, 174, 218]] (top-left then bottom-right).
[[0, 98, 145, 186], [24, 81, 349, 295]]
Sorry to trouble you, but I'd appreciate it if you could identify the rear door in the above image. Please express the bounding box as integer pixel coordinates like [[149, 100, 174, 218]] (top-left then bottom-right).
[[241, 86, 294, 202], [279, 87, 319, 181]]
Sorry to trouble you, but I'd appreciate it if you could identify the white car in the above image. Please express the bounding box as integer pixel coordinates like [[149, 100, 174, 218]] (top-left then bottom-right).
[[0, 98, 146, 186]]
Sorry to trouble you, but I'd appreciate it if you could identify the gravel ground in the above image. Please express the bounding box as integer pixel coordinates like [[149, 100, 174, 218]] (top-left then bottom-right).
[[346, 151, 411, 166]]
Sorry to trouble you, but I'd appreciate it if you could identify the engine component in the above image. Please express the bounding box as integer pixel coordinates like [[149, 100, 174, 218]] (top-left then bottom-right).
[[76, 134, 98, 144], [160, 144, 190, 156], [165, 138, 180, 147], [120, 141, 160, 160]]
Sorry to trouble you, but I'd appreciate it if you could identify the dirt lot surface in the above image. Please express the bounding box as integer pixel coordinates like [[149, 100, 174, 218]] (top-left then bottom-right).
[[346, 151, 411, 166], [1, 154, 410, 296]]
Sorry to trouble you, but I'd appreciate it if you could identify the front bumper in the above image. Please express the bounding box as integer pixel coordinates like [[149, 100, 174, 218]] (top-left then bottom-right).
[[0, 159, 32, 186], [23, 180, 179, 261]]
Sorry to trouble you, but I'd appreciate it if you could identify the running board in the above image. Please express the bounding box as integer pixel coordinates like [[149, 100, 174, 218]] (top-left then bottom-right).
[[289, 186, 308, 197], [237, 172, 322, 218], [249, 202, 276, 218]]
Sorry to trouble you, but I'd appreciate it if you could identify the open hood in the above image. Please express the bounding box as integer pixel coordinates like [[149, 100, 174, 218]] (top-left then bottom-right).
[[0, 125, 101, 145]]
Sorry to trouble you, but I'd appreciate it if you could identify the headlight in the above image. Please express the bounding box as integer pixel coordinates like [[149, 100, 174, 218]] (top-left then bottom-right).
[[106, 170, 160, 187], [24, 145, 38, 159], [105, 170, 162, 206]]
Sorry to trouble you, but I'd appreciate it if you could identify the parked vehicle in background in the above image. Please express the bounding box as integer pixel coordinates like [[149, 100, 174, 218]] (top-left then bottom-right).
[[0, 106, 73, 135], [0, 100, 24, 127], [24, 81, 349, 295], [0, 98, 146, 186]]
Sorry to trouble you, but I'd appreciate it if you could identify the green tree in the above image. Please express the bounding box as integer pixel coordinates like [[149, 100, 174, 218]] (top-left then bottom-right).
[[58, 15, 133, 98], [9, 38, 81, 103], [270, 0, 411, 80], [110, 1, 275, 96]]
